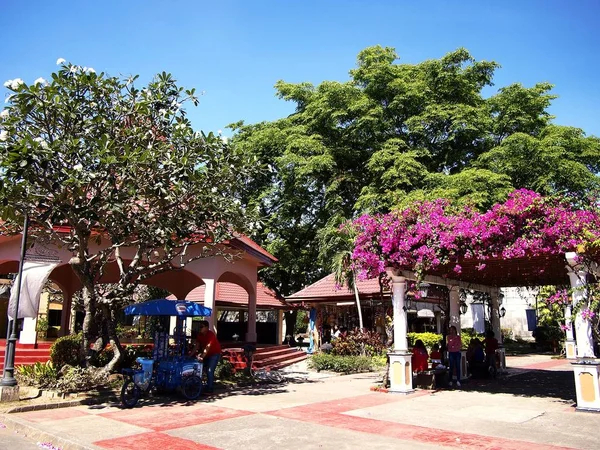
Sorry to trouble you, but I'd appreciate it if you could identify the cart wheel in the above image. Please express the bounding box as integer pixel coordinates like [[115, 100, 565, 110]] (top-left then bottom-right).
[[121, 380, 141, 408], [182, 375, 202, 400]]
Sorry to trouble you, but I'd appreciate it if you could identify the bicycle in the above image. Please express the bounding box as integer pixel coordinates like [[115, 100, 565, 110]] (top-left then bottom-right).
[[242, 344, 285, 384]]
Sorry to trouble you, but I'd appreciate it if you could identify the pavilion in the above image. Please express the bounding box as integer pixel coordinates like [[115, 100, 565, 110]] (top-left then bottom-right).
[[0, 230, 277, 344]]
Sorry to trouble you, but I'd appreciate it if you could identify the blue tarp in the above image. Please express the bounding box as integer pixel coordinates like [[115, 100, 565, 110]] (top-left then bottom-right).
[[123, 299, 212, 317]]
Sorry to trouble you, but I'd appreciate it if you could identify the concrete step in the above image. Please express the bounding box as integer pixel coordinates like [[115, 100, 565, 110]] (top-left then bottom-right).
[[1, 355, 51, 364], [0, 349, 51, 358], [269, 353, 308, 370], [253, 349, 307, 369], [253, 347, 299, 361]]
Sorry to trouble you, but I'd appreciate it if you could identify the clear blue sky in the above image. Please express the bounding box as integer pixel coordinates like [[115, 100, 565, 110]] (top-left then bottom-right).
[[2, 0, 599, 136]]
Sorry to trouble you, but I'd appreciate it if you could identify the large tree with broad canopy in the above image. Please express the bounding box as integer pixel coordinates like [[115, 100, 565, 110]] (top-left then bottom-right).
[[0, 61, 256, 370]]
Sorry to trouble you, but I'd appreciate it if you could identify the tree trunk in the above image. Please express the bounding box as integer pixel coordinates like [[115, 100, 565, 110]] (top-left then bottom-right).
[[80, 284, 96, 366], [102, 304, 123, 374], [352, 272, 364, 330], [284, 310, 298, 346]]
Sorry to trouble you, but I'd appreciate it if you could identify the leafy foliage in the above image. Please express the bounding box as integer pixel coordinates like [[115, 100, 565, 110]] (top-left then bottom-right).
[[331, 329, 386, 356], [54, 366, 109, 394], [15, 361, 57, 388], [50, 333, 83, 370], [0, 61, 256, 367], [308, 353, 374, 373], [352, 189, 600, 280], [231, 46, 599, 295], [407, 332, 443, 350]]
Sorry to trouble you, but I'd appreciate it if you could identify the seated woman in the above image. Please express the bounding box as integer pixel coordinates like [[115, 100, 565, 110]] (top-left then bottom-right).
[[467, 338, 486, 377], [411, 339, 429, 372]]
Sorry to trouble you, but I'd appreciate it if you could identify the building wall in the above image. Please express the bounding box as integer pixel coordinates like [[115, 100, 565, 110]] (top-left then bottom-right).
[[459, 287, 537, 340]]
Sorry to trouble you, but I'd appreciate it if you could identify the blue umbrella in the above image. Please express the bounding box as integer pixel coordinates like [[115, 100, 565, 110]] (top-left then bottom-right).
[[123, 299, 212, 317]]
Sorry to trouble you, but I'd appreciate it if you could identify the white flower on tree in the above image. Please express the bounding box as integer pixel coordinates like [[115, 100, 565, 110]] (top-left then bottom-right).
[[56, 58, 66, 65], [34, 77, 47, 85], [0, 109, 8, 119], [9, 79, 24, 90], [73, 163, 83, 171], [0, 130, 8, 141]]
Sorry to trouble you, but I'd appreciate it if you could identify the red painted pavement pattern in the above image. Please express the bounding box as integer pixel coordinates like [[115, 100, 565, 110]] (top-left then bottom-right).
[[99, 404, 253, 432], [94, 431, 221, 450], [516, 359, 571, 370], [15, 408, 90, 423], [267, 393, 577, 450]]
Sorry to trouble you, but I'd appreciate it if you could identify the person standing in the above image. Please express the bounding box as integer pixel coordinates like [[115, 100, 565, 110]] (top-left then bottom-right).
[[447, 326, 462, 387], [189, 320, 222, 393]]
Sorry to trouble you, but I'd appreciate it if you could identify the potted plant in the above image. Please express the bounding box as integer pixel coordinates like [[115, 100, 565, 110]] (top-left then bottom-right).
[[36, 316, 49, 339]]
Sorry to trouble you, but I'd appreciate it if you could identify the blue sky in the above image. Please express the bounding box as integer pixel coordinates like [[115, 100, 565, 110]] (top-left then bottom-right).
[[2, 0, 599, 136]]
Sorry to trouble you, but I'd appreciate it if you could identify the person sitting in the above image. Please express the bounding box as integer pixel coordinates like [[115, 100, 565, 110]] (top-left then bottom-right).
[[430, 343, 443, 368], [467, 338, 486, 378], [411, 339, 429, 373], [484, 330, 499, 370]]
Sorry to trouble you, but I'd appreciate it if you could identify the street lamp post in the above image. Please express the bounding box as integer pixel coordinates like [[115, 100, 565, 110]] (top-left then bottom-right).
[[0, 214, 29, 397]]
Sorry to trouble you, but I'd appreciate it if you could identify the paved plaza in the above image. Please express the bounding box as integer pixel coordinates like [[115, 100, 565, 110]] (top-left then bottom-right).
[[0, 354, 597, 450]]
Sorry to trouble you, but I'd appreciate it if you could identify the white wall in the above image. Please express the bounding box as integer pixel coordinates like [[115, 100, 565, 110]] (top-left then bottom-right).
[[459, 287, 537, 340]]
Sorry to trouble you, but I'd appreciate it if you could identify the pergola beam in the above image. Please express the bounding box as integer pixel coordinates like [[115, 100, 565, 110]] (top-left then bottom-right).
[[398, 270, 498, 295]]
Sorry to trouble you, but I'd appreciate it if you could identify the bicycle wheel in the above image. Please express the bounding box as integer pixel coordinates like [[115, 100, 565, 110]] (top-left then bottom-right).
[[266, 370, 284, 384], [121, 380, 141, 408], [182, 375, 203, 400]]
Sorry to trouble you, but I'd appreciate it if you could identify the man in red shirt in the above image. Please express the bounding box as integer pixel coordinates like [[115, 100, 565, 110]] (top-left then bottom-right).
[[189, 320, 222, 393]]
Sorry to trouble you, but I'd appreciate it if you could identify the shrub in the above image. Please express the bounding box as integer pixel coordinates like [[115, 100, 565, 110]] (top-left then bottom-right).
[[15, 361, 57, 388], [308, 353, 374, 373], [50, 333, 83, 370], [54, 366, 108, 394], [407, 332, 442, 350], [215, 358, 234, 379], [331, 330, 386, 356]]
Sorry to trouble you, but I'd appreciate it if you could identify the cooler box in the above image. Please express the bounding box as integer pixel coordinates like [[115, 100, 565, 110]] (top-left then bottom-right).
[[136, 357, 154, 383]]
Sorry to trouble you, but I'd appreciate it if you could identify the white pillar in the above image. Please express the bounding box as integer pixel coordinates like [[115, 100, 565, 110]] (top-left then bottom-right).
[[490, 289, 506, 373], [390, 274, 407, 352], [19, 317, 37, 344], [449, 286, 460, 335], [566, 260, 595, 358], [490, 290, 501, 342], [277, 310, 285, 345], [385, 269, 413, 394], [60, 291, 73, 337], [246, 288, 257, 343], [564, 303, 577, 359], [203, 278, 217, 332]]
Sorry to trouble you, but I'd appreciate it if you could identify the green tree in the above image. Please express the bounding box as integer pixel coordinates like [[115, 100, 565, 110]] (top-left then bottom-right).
[[232, 46, 599, 295], [0, 62, 254, 371]]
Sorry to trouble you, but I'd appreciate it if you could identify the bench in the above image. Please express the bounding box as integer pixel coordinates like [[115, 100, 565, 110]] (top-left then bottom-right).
[[414, 367, 449, 389]]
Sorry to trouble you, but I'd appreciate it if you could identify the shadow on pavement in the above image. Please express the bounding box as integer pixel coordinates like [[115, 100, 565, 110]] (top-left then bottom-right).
[[460, 369, 576, 403]]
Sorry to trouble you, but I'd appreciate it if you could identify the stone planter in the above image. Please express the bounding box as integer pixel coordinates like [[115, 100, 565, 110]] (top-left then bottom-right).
[[572, 359, 600, 412]]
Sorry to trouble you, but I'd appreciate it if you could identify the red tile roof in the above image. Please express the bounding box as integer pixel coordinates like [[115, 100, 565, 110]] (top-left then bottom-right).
[[286, 273, 390, 303], [168, 281, 288, 310]]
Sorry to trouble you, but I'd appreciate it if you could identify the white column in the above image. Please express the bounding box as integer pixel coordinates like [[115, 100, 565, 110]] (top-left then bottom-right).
[[564, 303, 577, 359], [490, 290, 501, 342], [490, 289, 506, 372], [567, 267, 595, 358], [203, 278, 217, 332], [246, 288, 257, 343], [449, 286, 460, 335], [19, 318, 37, 344], [385, 269, 414, 394], [277, 310, 285, 345], [390, 274, 407, 351], [60, 291, 73, 337]]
